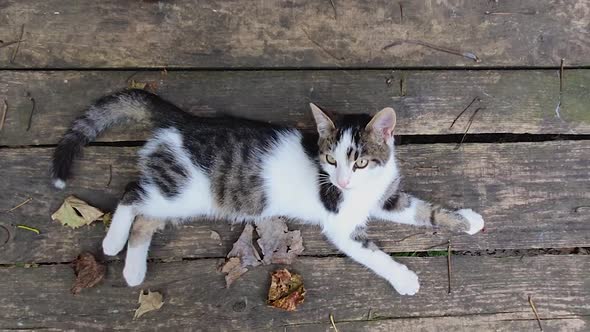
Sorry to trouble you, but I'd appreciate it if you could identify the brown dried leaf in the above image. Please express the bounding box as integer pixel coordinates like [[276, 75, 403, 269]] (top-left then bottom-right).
[[220, 224, 261, 287], [51, 196, 104, 229], [267, 269, 306, 311], [257, 218, 304, 265], [220, 257, 249, 288], [71, 252, 106, 294], [134, 290, 164, 320]]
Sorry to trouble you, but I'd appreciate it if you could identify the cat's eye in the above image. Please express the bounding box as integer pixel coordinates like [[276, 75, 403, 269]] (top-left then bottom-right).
[[325, 154, 337, 166], [355, 158, 369, 169]]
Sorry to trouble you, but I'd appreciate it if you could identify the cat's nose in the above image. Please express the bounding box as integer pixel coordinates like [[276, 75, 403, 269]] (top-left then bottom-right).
[[337, 178, 350, 188]]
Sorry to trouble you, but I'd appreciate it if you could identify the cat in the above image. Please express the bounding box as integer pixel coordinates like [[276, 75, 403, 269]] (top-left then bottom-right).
[[52, 89, 484, 295]]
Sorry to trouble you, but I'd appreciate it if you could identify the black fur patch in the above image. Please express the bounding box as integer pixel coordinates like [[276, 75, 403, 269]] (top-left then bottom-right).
[[121, 181, 146, 204], [318, 171, 342, 213], [383, 193, 400, 211]]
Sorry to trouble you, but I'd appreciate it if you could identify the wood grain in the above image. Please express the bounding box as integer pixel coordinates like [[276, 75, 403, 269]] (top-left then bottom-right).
[[0, 256, 588, 330], [1, 141, 588, 264], [1, 0, 588, 68], [1, 70, 588, 146]]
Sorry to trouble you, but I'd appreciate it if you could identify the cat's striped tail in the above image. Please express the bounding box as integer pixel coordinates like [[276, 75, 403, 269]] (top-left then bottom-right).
[[51, 89, 186, 189]]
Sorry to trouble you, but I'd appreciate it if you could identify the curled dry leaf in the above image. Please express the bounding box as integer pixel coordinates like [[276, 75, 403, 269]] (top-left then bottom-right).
[[134, 290, 164, 320], [71, 252, 106, 294], [221, 224, 261, 287], [267, 268, 306, 311], [256, 218, 304, 265], [52, 196, 105, 229]]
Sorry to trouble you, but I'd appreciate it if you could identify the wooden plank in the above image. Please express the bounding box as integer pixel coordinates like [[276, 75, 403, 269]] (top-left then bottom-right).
[[1, 70, 589, 146], [0, 256, 588, 330], [1, 141, 589, 264], [0, 0, 588, 68], [289, 314, 589, 332]]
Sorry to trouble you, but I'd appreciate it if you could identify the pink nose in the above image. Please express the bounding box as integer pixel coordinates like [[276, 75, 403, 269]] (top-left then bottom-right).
[[337, 178, 350, 188]]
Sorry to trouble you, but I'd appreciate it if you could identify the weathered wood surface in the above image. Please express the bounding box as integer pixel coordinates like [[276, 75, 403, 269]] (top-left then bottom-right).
[[1, 69, 589, 146], [1, 0, 589, 68], [291, 314, 589, 332], [2, 141, 589, 264], [0, 256, 588, 330]]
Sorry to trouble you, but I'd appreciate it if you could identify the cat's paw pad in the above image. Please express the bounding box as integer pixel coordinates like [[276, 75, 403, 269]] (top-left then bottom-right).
[[123, 261, 147, 287], [102, 235, 127, 256], [389, 266, 420, 296], [458, 208, 485, 235]]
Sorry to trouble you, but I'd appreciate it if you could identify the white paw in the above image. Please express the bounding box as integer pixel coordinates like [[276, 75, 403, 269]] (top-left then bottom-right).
[[458, 208, 485, 235], [102, 235, 127, 256], [123, 260, 147, 287], [389, 266, 420, 296]]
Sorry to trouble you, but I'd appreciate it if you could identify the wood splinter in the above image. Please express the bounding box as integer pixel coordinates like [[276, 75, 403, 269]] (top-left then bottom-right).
[[528, 295, 543, 331], [447, 240, 452, 294]]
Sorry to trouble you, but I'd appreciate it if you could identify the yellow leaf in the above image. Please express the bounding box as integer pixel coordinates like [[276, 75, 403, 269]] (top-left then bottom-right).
[[51, 196, 104, 229], [134, 290, 164, 320]]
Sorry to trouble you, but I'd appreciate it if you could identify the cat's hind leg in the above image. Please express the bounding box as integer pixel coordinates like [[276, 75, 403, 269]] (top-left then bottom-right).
[[102, 182, 143, 256], [123, 215, 165, 286]]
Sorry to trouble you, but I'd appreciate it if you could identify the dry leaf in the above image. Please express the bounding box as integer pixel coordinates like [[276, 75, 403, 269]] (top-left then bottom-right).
[[128, 80, 158, 92], [134, 290, 164, 319], [220, 224, 261, 287], [51, 196, 104, 229], [267, 269, 306, 311], [256, 218, 304, 265], [71, 252, 106, 294], [220, 257, 249, 287], [210, 230, 221, 242], [101, 212, 112, 230]]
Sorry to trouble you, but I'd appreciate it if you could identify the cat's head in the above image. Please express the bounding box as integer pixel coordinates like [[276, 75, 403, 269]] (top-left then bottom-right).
[[310, 103, 396, 190]]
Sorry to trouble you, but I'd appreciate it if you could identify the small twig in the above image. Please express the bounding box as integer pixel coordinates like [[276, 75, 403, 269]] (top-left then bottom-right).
[[383, 39, 480, 62], [528, 295, 543, 331], [0, 99, 7, 132], [10, 24, 25, 64], [0, 224, 12, 246], [0, 39, 25, 49], [329, 313, 339, 332], [5, 197, 32, 212], [450, 97, 479, 129], [454, 107, 484, 150], [328, 0, 337, 19], [484, 10, 537, 15], [399, 3, 404, 23], [447, 240, 452, 294], [559, 58, 565, 94], [16, 225, 40, 235], [573, 206, 590, 213], [394, 232, 424, 243], [399, 75, 406, 96], [106, 164, 113, 188], [301, 28, 345, 61], [26, 92, 35, 131]]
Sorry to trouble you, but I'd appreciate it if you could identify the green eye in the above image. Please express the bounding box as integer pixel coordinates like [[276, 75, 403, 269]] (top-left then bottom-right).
[[355, 158, 369, 169], [325, 154, 337, 165]]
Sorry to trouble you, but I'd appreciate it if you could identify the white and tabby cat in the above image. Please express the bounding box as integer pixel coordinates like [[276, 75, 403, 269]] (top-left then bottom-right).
[[52, 89, 484, 295]]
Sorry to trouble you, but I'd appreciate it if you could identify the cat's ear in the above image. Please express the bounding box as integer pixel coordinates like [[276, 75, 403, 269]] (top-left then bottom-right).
[[309, 103, 335, 137], [366, 107, 396, 140]]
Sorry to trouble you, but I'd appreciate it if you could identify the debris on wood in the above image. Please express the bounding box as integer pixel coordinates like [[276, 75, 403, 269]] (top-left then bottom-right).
[[0, 99, 6, 132], [267, 268, 306, 311], [454, 107, 484, 149], [101, 212, 113, 230], [220, 219, 305, 287], [330, 313, 340, 332], [383, 39, 480, 62], [15, 262, 39, 268], [450, 97, 480, 129], [134, 290, 164, 319], [128, 80, 158, 93], [71, 252, 106, 294], [528, 295, 543, 331], [210, 230, 221, 242], [328, 0, 337, 19], [447, 240, 452, 294], [0, 225, 11, 246], [26, 91, 35, 131], [256, 218, 304, 265], [10, 24, 25, 64], [5, 197, 32, 212], [51, 196, 105, 229], [16, 225, 40, 235]]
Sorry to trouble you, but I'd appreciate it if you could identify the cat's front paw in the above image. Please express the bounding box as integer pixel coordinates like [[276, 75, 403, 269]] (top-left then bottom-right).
[[389, 266, 420, 296], [458, 208, 485, 235], [123, 260, 147, 287]]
